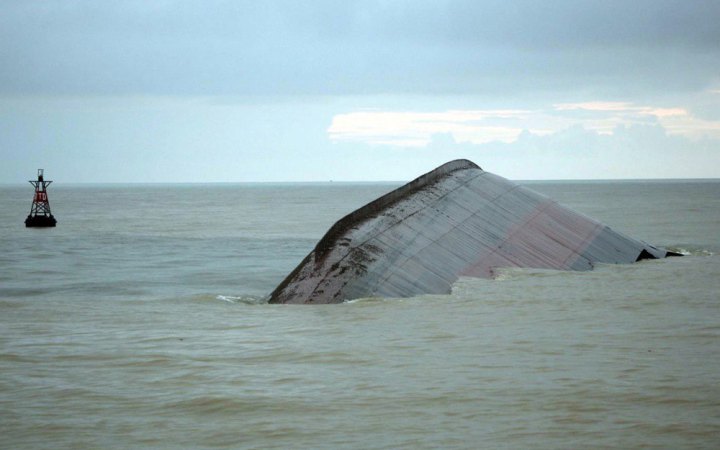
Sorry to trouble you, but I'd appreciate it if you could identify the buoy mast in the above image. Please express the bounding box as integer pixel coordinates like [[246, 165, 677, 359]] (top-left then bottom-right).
[[25, 169, 57, 227]]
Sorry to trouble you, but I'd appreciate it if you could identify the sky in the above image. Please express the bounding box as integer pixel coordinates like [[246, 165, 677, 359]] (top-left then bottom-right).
[[1, 0, 719, 183]]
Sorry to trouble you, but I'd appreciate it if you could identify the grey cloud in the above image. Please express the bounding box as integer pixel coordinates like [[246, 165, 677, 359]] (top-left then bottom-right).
[[1, 0, 718, 97]]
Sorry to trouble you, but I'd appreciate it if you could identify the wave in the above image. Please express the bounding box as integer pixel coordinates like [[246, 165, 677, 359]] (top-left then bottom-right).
[[665, 245, 715, 257], [215, 294, 268, 305]]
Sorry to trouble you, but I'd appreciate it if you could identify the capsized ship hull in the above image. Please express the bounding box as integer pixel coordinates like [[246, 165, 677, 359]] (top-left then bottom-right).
[[269, 160, 678, 304]]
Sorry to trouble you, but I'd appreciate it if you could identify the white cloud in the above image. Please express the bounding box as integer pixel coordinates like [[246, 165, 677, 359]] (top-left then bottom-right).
[[418, 123, 720, 180], [554, 101, 687, 118], [328, 101, 720, 148], [328, 110, 531, 146]]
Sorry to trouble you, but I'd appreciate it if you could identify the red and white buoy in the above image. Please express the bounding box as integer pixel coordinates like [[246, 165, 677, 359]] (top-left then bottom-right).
[[25, 169, 57, 227]]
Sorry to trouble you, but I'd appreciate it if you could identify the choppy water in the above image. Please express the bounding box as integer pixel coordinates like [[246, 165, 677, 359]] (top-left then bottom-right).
[[1, 180, 719, 449]]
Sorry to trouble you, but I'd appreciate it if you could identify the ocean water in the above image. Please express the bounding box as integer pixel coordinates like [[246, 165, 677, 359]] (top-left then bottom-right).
[[1, 179, 719, 449]]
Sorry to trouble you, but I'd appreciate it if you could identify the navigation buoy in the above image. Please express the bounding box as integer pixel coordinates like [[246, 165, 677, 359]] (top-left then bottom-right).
[[25, 169, 57, 227]]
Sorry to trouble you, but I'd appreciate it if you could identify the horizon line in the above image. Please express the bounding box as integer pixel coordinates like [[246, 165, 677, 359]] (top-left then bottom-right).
[[2, 176, 720, 187]]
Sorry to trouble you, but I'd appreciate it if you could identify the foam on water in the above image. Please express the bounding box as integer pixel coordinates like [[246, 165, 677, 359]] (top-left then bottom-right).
[[215, 294, 267, 305]]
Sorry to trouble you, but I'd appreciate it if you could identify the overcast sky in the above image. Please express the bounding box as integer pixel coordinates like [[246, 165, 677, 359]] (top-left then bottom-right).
[[1, 0, 719, 182]]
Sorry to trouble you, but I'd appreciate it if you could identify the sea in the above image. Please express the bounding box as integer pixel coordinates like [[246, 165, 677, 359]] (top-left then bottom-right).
[[1, 179, 719, 449]]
